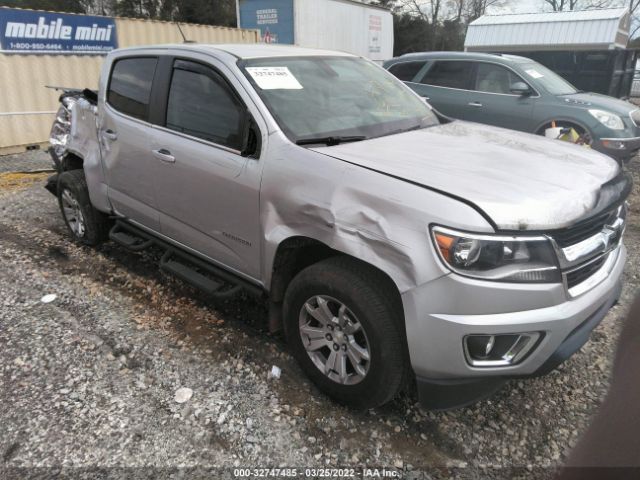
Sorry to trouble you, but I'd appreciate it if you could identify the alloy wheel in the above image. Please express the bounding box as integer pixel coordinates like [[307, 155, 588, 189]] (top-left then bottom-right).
[[298, 295, 371, 385], [61, 188, 86, 238]]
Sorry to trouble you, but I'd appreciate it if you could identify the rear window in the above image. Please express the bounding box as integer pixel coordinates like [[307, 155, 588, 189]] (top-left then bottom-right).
[[387, 61, 425, 82], [107, 57, 158, 121], [421, 61, 475, 90]]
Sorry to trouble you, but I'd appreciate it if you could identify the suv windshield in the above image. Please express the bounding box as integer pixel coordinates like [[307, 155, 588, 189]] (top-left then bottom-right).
[[520, 61, 578, 96], [240, 56, 438, 145]]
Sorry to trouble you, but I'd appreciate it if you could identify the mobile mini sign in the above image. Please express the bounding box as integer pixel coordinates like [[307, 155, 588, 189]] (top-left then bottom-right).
[[0, 8, 117, 54]]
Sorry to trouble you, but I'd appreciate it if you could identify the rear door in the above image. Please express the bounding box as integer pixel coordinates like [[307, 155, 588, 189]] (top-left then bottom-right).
[[99, 56, 160, 229], [412, 60, 477, 120], [149, 57, 263, 280], [463, 62, 536, 132]]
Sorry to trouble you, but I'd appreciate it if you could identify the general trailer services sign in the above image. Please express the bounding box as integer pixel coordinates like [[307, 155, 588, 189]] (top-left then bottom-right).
[[0, 8, 117, 54]]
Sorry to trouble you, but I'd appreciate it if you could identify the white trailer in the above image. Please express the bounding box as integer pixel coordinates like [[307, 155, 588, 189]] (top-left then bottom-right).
[[237, 0, 394, 63]]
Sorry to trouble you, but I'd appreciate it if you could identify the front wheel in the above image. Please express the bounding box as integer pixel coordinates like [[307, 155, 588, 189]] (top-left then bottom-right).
[[537, 121, 592, 147], [283, 257, 406, 409], [57, 170, 111, 246]]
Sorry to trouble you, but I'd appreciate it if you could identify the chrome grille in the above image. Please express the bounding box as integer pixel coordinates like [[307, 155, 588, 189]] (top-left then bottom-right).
[[551, 209, 617, 248], [550, 204, 627, 296], [566, 255, 606, 290]]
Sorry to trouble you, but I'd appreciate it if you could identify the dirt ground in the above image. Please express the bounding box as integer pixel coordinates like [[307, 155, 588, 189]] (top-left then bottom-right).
[[0, 149, 638, 480]]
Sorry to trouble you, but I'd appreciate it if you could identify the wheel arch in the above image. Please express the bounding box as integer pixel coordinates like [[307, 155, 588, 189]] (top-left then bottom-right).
[[534, 117, 593, 136], [267, 235, 404, 334]]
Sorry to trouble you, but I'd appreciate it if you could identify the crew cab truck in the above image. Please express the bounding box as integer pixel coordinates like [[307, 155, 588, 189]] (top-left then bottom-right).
[[48, 44, 631, 410]]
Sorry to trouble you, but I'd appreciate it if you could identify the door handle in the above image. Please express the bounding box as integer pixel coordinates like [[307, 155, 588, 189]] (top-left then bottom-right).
[[468, 102, 483, 108], [152, 148, 176, 163], [103, 129, 118, 141]]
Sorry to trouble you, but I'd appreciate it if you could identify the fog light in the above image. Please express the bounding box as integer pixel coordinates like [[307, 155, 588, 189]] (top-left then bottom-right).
[[466, 335, 495, 360], [464, 333, 541, 367], [602, 140, 627, 150]]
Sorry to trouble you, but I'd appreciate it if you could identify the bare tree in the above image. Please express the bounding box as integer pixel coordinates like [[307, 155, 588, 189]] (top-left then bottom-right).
[[628, 0, 640, 37], [543, 0, 619, 10], [466, 0, 507, 20], [404, 0, 507, 22]]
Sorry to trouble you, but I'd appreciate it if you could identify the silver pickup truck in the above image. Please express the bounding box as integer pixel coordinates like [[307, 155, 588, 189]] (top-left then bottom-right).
[[48, 44, 631, 410]]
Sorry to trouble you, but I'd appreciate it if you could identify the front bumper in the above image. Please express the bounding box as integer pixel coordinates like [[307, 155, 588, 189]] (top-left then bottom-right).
[[593, 136, 640, 160], [403, 244, 626, 408]]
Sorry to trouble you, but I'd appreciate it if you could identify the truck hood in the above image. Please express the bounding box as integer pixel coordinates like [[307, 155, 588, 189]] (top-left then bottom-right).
[[312, 121, 622, 231]]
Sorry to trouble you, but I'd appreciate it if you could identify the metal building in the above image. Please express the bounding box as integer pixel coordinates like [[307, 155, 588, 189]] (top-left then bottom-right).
[[0, 8, 259, 155], [464, 8, 637, 99]]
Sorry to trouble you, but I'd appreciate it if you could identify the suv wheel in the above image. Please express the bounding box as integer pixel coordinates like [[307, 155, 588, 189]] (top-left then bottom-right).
[[283, 257, 405, 408], [57, 170, 111, 246]]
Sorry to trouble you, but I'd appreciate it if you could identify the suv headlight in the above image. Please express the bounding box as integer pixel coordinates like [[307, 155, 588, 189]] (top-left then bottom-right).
[[589, 109, 625, 130], [431, 226, 560, 283]]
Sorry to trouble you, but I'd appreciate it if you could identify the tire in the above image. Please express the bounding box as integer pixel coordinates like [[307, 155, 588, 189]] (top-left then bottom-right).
[[57, 170, 111, 246], [283, 256, 406, 409]]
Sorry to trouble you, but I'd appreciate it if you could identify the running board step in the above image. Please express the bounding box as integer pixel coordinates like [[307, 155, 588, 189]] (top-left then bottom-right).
[[109, 222, 154, 251], [161, 257, 223, 295], [160, 250, 242, 299], [108, 220, 263, 299]]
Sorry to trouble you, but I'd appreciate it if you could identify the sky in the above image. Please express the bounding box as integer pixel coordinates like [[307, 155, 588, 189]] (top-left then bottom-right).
[[492, 0, 552, 14], [490, 0, 627, 14]]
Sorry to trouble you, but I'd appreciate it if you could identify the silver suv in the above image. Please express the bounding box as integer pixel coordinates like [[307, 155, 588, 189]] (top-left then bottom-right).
[[48, 44, 630, 410]]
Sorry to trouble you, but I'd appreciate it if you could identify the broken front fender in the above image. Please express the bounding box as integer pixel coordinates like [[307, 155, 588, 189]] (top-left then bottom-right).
[[260, 138, 495, 294]]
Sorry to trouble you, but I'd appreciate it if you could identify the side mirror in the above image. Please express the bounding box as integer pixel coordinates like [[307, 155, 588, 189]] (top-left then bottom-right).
[[510, 82, 532, 96], [240, 110, 260, 158]]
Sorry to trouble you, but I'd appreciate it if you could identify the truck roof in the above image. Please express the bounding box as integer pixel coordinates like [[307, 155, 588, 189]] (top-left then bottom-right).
[[116, 43, 357, 59]]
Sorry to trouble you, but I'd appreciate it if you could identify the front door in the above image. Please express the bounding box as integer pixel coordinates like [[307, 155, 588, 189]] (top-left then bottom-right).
[[150, 58, 263, 280], [463, 62, 536, 132], [100, 56, 160, 230]]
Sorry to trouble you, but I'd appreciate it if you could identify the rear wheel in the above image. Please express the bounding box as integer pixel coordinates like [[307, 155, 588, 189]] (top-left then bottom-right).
[[283, 257, 406, 408], [57, 170, 111, 246]]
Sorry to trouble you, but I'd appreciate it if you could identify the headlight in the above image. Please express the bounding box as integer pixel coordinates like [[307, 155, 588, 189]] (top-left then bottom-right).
[[431, 226, 560, 283], [589, 109, 624, 130]]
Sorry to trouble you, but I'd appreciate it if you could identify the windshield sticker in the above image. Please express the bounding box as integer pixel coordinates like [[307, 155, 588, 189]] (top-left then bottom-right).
[[525, 69, 544, 79], [246, 67, 303, 90]]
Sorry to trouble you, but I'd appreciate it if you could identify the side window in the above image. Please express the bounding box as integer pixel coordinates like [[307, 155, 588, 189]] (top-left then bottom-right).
[[107, 57, 158, 121], [166, 61, 244, 150], [476, 63, 524, 94], [421, 61, 475, 90], [387, 61, 425, 82]]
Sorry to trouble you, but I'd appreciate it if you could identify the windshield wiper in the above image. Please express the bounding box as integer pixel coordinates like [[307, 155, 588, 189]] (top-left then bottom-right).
[[296, 136, 366, 146]]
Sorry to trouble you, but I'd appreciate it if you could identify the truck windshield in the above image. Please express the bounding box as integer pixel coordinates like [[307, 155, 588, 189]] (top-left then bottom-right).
[[240, 56, 438, 145], [520, 61, 578, 96]]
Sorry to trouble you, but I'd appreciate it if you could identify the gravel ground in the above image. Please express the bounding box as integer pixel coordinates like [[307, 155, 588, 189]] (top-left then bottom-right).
[[0, 150, 638, 479]]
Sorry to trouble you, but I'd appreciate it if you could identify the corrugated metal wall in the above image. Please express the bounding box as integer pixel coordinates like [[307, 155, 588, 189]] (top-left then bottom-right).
[[116, 17, 258, 47], [0, 15, 258, 154], [465, 9, 629, 52]]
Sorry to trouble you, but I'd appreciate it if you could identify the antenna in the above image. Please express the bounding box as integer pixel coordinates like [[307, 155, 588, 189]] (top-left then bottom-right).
[[176, 23, 195, 43]]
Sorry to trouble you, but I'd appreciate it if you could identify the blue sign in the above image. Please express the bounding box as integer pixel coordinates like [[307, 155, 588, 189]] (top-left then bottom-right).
[[238, 0, 294, 45], [0, 8, 117, 54]]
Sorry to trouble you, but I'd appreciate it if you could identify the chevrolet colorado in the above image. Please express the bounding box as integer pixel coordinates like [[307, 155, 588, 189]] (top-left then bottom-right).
[[47, 44, 630, 410]]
